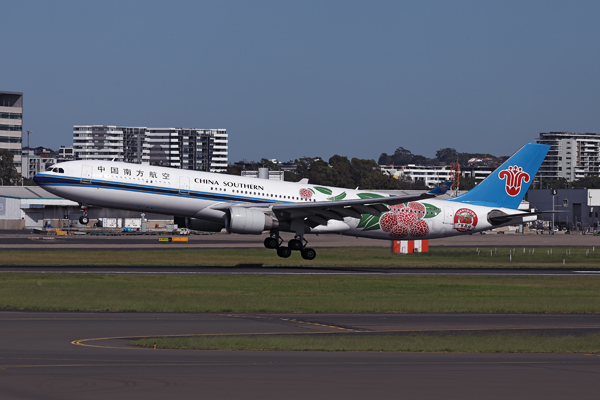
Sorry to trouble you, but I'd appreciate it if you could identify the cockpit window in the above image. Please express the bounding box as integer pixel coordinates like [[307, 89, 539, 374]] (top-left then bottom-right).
[[50, 168, 65, 174]]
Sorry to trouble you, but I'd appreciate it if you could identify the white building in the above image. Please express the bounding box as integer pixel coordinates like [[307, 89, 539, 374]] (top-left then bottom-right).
[[73, 125, 228, 172], [397, 165, 454, 187], [21, 153, 57, 179], [58, 146, 75, 161], [0, 186, 174, 229], [241, 168, 285, 181], [381, 164, 493, 188]]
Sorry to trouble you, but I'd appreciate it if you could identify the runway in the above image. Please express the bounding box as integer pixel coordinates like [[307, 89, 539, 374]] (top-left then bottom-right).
[[0, 230, 598, 249], [1, 311, 600, 399], [2, 265, 600, 276]]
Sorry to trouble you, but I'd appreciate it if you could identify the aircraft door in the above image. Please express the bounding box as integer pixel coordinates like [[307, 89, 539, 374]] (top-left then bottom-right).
[[81, 165, 92, 184], [443, 206, 454, 224], [179, 176, 190, 195]]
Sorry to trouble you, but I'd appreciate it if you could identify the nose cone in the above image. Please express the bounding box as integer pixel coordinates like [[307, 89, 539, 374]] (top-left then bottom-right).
[[33, 173, 45, 187]]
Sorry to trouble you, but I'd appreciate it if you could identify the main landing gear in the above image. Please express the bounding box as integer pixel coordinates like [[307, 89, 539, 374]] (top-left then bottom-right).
[[263, 232, 317, 260]]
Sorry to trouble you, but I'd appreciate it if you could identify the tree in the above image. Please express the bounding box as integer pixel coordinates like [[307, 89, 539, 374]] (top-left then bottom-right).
[[435, 148, 458, 164], [0, 150, 20, 185], [459, 176, 478, 191], [328, 155, 354, 188], [258, 158, 278, 170], [571, 177, 600, 189], [391, 147, 414, 165], [378, 152, 392, 165], [222, 164, 244, 176]]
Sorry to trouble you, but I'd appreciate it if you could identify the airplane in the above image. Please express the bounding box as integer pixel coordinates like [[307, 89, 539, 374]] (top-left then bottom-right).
[[33, 143, 550, 260]]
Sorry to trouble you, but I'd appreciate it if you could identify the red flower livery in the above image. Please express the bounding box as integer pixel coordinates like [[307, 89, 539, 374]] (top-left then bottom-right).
[[299, 188, 313, 199], [378, 201, 430, 239], [498, 165, 530, 197], [454, 208, 478, 232]]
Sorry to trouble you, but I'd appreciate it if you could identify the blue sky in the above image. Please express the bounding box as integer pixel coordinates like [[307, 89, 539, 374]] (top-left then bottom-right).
[[3, 1, 600, 162]]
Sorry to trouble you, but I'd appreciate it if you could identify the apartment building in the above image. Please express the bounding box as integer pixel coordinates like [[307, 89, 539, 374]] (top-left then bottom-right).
[[73, 125, 228, 172], [536, 132, 600, 181], [0, 91, 23, 174]]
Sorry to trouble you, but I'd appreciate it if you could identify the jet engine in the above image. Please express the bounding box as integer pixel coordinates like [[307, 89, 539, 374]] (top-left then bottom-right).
[[175, 216, 225, 232], [225, 207, 279, 234]]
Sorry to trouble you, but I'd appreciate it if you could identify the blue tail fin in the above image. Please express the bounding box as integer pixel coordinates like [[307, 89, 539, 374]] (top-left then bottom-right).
[[449, 143, 550, 209], [428, 181, 453, 195]]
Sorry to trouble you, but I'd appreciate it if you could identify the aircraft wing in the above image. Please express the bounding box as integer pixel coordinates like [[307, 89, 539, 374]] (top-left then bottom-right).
[[270, 192, 435, 227], [211, 192, 436, 228]]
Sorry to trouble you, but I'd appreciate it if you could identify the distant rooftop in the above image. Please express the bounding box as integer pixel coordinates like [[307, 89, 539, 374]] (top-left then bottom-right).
[[0, 186, 63, 199]]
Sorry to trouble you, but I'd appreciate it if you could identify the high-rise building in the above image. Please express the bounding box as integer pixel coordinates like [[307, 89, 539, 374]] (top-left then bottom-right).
[[0, 91, 23, 174], [536, 132, 600, 181], [73, 125, 227, 172]]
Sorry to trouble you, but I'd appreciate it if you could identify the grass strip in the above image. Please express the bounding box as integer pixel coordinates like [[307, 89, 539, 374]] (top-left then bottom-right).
[[132, 333, 600, 353], [0, 247, 599, 267], [2, 273, 600, 313]]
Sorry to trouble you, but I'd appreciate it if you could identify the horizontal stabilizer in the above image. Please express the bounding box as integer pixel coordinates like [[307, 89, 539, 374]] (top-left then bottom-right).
[[487, 209, 564, 226]]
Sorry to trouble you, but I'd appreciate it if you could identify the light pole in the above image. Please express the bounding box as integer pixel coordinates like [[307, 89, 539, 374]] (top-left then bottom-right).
[[551, 188, 557, 233]]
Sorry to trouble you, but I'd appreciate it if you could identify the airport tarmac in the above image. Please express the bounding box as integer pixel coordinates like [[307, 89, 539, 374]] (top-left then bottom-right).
[[2, 232, 599, 399], [1, 311, 600, 400], [0, 230, 598, 249]]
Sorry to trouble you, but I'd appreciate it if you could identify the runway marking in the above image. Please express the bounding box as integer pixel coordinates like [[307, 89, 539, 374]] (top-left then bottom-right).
[[70, 325, 600, 351], [71, 331, 319, 350], [220, 313, 361, 332]]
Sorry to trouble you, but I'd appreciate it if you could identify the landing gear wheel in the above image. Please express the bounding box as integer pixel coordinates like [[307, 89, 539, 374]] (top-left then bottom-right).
[[301, 248, 317, 260], [288, 238, 303, 251], [264, 237, 278, 249], [79, 216, 89, 225], [276, 246, 292, 258]]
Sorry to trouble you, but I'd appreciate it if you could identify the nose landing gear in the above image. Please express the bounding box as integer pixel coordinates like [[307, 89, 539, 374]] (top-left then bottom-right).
[[78, 205, 89, 225]]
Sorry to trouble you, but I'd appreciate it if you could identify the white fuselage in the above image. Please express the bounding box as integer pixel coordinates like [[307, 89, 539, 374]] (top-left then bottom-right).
[[35, 160, 524, 241]]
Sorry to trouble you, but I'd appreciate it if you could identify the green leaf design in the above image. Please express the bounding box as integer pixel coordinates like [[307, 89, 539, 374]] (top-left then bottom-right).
[[424, 203, 441, 219], [357, 193, 385, 199], [362, 222, 381, 231], [313, 186, 333, 195], [327, 192, 347, 201], [357, 213, 381, 231], [357, 214, 376, 229]]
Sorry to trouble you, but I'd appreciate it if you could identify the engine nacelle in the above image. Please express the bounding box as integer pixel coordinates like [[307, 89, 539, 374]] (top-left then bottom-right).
[[225, 207, 278, 234], [175, 216, 225, 232]]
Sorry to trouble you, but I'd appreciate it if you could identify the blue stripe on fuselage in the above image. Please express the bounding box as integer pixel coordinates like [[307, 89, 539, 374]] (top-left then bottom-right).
[[33, 174, 291, 205]]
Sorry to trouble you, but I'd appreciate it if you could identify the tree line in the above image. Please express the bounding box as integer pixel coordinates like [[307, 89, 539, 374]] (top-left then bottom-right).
[[378, 146, 506, 167], [225, 156, 428, 190]]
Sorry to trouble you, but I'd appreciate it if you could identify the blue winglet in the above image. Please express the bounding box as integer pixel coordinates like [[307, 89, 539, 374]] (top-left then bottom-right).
[[449, 143, 550, 209]]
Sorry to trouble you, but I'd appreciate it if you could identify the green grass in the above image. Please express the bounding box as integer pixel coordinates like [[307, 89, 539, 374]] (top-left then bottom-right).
[[2, 273, 600, 313], [0, 246, 599, 267], [132, 333, 600, 353]]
